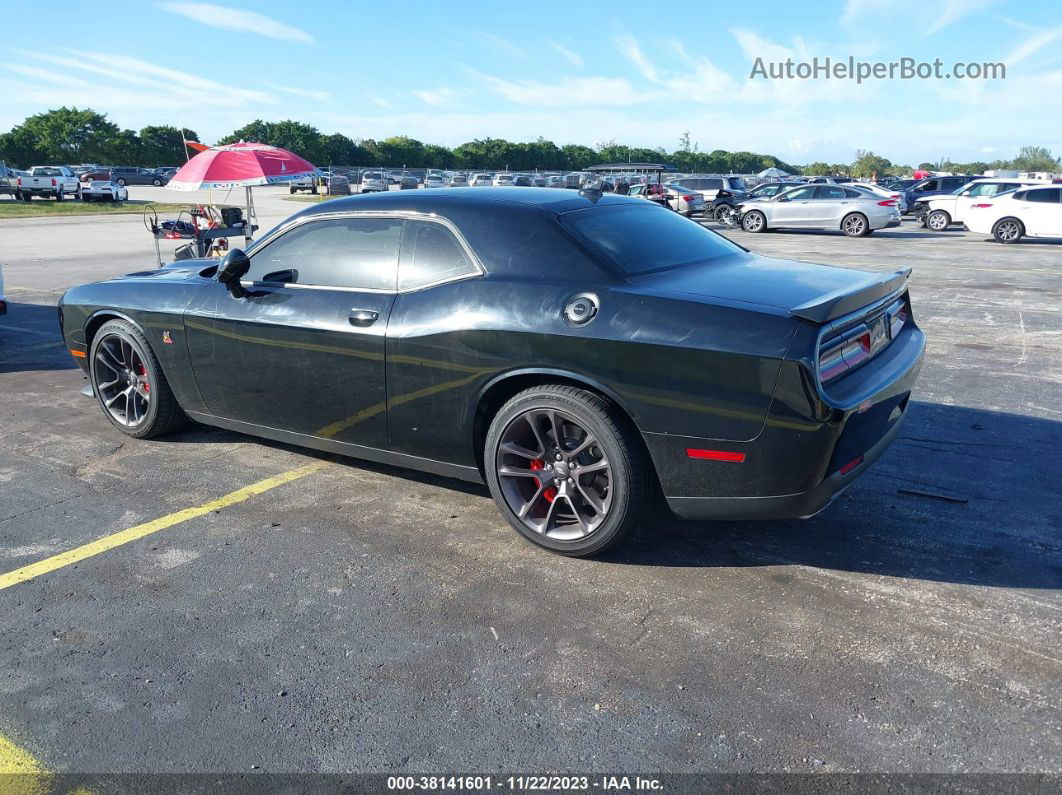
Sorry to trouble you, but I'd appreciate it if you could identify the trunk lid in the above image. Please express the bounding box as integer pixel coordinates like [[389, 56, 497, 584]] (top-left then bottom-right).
[[631, 253, 910, 324]]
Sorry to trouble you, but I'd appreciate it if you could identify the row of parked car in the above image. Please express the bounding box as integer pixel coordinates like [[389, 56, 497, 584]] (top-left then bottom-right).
[[721, 174, 1062, 242]]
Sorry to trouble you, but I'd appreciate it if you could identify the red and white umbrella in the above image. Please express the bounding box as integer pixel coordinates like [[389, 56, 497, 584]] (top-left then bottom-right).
[[167, 141, 317, 191], [167, 141, 318, 246]]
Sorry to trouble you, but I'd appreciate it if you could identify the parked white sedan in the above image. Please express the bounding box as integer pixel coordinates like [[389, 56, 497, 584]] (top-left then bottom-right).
[[81, 180, 128, 202], [736, 184, 901, 237], [965, 185, 1062, 243]]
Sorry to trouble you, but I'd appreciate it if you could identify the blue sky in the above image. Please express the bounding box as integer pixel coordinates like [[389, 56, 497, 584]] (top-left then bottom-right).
[[2, 0, 1060, 164]]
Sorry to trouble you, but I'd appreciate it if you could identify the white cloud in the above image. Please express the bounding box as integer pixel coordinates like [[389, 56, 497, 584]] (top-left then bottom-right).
[[265, 83, 331, 102], [473, 32, 525, 58], [158, 2, 314, 44], [366, 91, 391, 109], [545, 39, 583, 67], [614, 35, 733, 103], [1005, 27, 1062, 67], [926, 0, 996, 36], [411, 87, 462, 107], [474, 72, 653, 106]]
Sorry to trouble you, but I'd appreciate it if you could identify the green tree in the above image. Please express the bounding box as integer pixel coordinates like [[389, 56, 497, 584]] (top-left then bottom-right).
[[19, 107, 119, 163], [219, 119, 325, 164], [851, 149, 892, 179], [1012, 146, 1060, 172], [560, 143, 596, 170], [0, 126, 43, 168], [422, 144, 453, 169], [377, 135, 425, 167], [139, 125, 196, 167]]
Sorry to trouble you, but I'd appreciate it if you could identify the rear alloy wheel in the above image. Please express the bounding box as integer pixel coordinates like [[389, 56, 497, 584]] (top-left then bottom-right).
[[926, 209, 951, 231], [152, 178, 163, 186], [55, 189, 64, 202], [741, 210, 767, 233], [992, 217, 1023, 243], [842, 212, 869, 237], [90, 319, 184, 439], [714, 204, 733, 223], [485, 385, 647, 556], [116, 178, 127, 186]]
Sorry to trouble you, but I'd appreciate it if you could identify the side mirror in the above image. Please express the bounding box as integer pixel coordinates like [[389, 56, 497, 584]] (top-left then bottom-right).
[[217, 249, 250, 284]]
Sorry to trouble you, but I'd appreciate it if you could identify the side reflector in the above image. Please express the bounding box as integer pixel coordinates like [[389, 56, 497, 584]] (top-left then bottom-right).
[[69, 349, 87, 358], [686, 448, 746, 463], [839, 456, 864, 475]]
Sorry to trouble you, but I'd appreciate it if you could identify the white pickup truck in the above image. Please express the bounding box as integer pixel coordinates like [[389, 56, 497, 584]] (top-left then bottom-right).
[[17, 166, 81, 201]]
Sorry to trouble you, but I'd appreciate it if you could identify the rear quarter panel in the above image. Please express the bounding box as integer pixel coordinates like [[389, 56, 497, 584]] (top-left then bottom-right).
[[386, 278, 799, 467]]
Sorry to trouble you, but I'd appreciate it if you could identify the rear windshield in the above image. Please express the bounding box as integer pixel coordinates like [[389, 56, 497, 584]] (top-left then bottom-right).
[[559, 204, 743, 276]]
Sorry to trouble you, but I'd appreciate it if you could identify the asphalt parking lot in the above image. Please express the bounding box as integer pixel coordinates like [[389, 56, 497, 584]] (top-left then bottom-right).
[[0, 188, 1060, 777]]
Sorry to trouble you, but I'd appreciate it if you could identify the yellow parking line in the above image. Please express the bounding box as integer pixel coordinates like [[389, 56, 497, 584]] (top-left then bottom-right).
[[0, 731, 46, 775], [0, 460, 328, 592]]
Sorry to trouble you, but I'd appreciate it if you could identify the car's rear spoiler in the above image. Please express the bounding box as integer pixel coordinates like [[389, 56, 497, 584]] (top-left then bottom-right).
[[789, 267, 912, 324]]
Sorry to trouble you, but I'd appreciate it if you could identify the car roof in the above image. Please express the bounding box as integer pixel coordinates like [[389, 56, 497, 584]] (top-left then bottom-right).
[[296, 187, 640, 218]]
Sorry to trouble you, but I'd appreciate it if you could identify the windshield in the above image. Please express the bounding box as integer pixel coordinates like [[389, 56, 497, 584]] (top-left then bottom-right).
[[560, 203, 743, 276]]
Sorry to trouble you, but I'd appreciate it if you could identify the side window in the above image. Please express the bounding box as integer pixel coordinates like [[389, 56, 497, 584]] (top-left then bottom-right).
[[704, 178, 722, 190], [398, 221, 479, 291], [783, 186, 816, 200], [1012, 190, 1028, 201], [843, 188, 863, 198], [248, 217, 402, 290], [1026, 188, 1061, 203], [918, 180, 939, 191], [815, 186, 847, 199]]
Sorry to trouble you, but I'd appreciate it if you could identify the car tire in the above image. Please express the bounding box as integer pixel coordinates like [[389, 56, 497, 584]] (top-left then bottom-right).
[[992, 217, 1024, 244], [89, 319, 185, 439], [714, 204, 732, 222], [310, 185, 318, 195], [55, 189, 64, 202], [926, 209, 951, 231], [484, 384, 647, 557], [22, 192, 32, 201], [289, 186, 296, 194], [116, 178, 126, 186], [842, 212, 870, 237], [741, 210, 767, 233], [152, 178, 162, 186]]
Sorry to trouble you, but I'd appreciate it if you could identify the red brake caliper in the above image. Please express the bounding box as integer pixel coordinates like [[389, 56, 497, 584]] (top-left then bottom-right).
[[136, 363, 149, 393], [529, 459, 556, 503]]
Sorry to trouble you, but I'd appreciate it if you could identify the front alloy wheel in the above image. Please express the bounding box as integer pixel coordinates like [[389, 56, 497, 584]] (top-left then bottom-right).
[[90, 319, 185, 438], [93, 333, 151, 427], [926, 210, 951, 231], [742, 210, 766, 232], [485, 385, 646, 556]]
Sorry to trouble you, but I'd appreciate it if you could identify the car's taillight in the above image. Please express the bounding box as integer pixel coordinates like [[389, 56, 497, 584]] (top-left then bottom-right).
[[887, 298, 907, 338], [819, 330, 872, 382], [51, 178, 57, 186], [877, 199, 896, 206], [16, 177, 21, 186], [683, 194, 695, 202]]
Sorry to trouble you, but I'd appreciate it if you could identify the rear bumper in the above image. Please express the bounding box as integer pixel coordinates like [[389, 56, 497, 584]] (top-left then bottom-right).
[[885, 218, 902, 228], [648, 323, 925, 521], [666, 406, 907, 520]]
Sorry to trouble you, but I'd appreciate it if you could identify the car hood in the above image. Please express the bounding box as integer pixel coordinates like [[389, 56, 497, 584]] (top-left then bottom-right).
[[630, 253, 910, 323]]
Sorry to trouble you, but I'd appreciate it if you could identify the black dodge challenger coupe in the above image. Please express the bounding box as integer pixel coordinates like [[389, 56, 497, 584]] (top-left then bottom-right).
[[59, 188, 924, 556]]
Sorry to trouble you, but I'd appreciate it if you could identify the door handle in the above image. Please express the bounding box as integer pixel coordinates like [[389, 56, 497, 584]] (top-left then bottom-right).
[[349, 309, 379, 326]]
